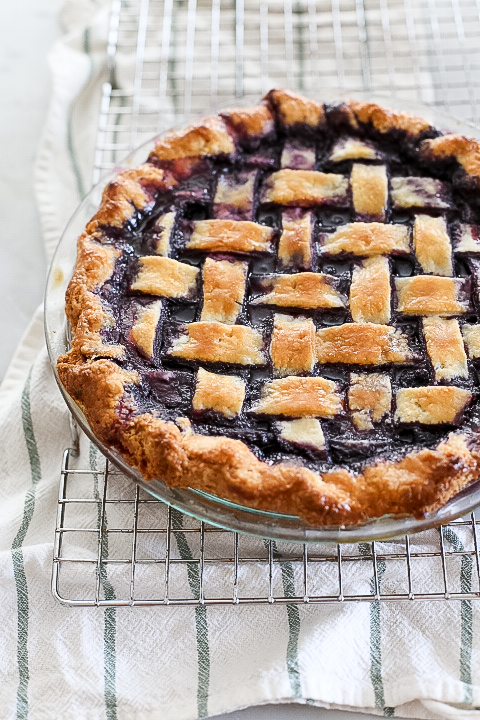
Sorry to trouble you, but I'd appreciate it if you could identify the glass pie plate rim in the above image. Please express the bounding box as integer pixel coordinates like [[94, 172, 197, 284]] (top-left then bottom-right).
[[44, 91, 480, 544]]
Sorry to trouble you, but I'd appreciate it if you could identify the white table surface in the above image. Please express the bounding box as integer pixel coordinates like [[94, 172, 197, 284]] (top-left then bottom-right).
[[0, 1, 386, 718]]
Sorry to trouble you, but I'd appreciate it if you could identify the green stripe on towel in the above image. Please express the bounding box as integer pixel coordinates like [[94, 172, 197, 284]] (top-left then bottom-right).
[[90, 444, 118, 720], [11, 370, 42, 719], [268, 541, 302, 698], [359, 543, 394, 717], [442, 527, 474, 706], [171, 509, 210, 719], [67, 27, 93, 201], [294, 2, 305, 91]]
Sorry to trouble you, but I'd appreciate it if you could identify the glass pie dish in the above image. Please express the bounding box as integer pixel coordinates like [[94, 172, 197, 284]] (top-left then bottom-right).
[[45, 94, 480, 543]]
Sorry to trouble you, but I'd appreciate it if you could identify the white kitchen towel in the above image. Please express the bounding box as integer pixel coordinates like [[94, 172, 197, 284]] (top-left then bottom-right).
[[1, 0, 480, 718]]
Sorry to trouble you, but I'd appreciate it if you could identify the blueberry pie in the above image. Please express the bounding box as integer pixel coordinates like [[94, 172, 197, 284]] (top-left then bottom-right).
[[58, 90, 480, 525]]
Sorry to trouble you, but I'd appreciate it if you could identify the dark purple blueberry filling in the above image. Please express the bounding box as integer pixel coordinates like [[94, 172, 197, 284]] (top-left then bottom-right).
[[93, 123, 480, 471]]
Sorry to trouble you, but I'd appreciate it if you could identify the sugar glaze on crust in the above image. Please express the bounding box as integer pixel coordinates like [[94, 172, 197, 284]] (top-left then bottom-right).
[[58, 90, 480, 527]]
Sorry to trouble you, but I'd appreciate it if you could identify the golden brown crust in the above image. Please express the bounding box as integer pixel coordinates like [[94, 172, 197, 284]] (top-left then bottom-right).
[[86, 165, 175, 234], [152, 212, 176, 256], [192, 368, 246, 417], [328, 137, 382, 163], [419, 134, 480, 185], [462, 323, 480, 358], [422, 317, 468, 381], [270, 315, 316, 376], [187, 219, 274, 253], [213, 172, 256, 218], [67, 293, 125, 362], [413, 215, 452, 276], [220, 104, 275, 141], [65, 235, 124, 360], [396, 276, 468, 315], [261, 169, 349, 206], [200, 258, 247, 323], [265, 88, 326, 129], [251, 272, 346, 309], [131, 256, 199, 298], [251, 376, 343, 417], [130, 301, 163, 359], [348, 373, 392, 430], [56, 358, 139, 442], [321, 222, 410, 256], [395, 386, 472, 425], [349, 257, 391, 324], [351, 164, 388, 221], [277, 210, 313, 269], [276, 418, 326, 452], [456, 225, 480, 253], [61, 374, 479, 523], [65, 234, 119, 326], [148, 116, 235, 162], [340, 99, 433, 139], [316, 323, 413, 365], [169, 322, 266, 365]]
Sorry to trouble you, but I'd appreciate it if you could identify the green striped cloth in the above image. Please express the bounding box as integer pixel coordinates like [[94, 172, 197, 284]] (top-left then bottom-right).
[[0, 0, 477, 717], [2, 314, 480, 720]]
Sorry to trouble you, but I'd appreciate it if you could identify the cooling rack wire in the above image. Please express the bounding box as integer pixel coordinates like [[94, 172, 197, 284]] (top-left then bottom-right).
[[54, 0, 480, 606]]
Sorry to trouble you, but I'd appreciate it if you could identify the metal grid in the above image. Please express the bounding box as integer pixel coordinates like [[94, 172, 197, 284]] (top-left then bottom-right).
[[92, 0, 480, 184], [53, 448, 480, 605], [54, 0, 480, 606]]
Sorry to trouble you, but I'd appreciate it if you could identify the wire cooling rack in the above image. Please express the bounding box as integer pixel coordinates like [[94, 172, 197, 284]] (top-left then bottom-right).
[[53, 446, 480, 605], [92, 0, 480, 184], [54, 0, 480, 606]]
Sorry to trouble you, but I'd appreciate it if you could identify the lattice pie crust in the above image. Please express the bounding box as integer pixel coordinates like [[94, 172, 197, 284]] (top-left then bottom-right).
[[58, 90, 480, 526]]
